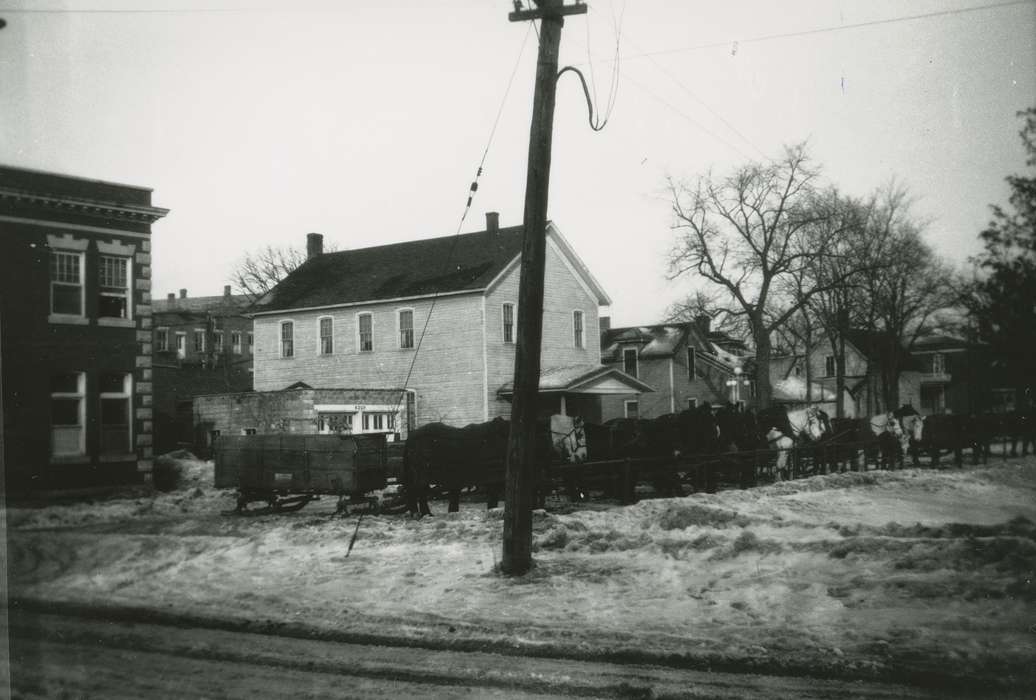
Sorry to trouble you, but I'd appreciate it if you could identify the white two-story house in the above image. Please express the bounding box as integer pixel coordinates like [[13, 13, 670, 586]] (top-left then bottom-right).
[[233, 214, 650, 438]]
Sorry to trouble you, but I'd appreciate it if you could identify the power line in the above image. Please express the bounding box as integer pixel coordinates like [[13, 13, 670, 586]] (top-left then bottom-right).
[[604, 0, 1035, 62], [619, 69, 756, 161], [393, 20, 534, 416], [623, 33, 768, 160]]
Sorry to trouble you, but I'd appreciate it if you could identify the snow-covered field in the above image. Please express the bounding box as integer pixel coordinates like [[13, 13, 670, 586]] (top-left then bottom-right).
[[7, 453, 1036, 689]]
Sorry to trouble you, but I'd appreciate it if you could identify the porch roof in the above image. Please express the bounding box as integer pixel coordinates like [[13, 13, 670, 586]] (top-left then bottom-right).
[[497, 364, 655, 397]]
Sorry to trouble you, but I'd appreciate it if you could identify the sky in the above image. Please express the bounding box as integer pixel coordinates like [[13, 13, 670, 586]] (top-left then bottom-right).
[[1, 0, 1034, 327]]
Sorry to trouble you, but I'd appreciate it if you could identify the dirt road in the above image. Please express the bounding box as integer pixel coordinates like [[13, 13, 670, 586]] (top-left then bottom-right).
[[6, 607, 968, 699]]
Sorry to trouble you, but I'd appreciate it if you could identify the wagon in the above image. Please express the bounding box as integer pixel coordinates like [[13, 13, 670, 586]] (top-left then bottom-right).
[[214, 433, 392, 514]]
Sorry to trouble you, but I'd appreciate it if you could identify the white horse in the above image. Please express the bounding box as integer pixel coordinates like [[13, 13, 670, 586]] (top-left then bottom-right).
[[765, 406, 829, 480]]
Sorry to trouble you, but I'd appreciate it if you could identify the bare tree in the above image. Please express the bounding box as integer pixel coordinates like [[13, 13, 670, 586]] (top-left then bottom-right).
[[667, 144, 857, 408], [229, 243, 336, 302]]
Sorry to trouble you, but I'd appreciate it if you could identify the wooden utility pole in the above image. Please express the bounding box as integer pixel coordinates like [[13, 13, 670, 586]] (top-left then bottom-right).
[[502, 0, 586, 576]]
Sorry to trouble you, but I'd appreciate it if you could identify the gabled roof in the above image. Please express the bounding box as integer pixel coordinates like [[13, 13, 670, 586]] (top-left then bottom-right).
[[601, 321, 749, 374], [845, 329, 923, 371], [601, 322, 714, 360], [497, 364, 655, 396], [251, 221, 609, 315]]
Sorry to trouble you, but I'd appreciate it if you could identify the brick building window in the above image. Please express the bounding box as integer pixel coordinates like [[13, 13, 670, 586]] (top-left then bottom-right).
[[624, 400, 639, 419], [231, 331, 242, 355], [99, 372, 131, 455], [687, 347, 696, 379], [319, 317, 334, 355], [623, 348, 638, 378], [502, 303, 514, 344], [280, 321, 294, 358], [50, 251, 84, 317], [573, 310, 584, 348], [176, 332, 186, 359], [825, 355, 835, 377], [98, 255, 130, 319], [358, 313, 373, 352], [51, 371, 85, 457], [214, 331, 224, 353], [247, 332, 253, 353], [687, 398, 698, 409], [194, 329, 205, 353], [156, 328, 169, 352]]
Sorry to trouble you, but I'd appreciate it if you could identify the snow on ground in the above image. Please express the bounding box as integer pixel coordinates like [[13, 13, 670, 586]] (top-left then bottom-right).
[[7, 454, 1036, 687]]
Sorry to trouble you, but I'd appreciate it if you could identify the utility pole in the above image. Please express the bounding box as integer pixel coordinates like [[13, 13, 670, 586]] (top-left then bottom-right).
[[502, 0, 586, 576]]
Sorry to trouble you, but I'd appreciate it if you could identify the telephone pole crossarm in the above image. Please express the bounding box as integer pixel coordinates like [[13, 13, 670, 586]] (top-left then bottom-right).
[[508, 1, 587, 23]]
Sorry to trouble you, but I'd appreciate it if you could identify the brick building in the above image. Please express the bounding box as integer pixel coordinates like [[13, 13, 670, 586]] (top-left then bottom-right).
[[210, 215, 649, 439], [0, 165, 167, 489], [152, 286, 254, 453]]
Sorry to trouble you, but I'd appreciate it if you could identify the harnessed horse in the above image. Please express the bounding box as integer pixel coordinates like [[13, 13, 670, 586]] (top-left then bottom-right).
[[762, 406, 829, 480]]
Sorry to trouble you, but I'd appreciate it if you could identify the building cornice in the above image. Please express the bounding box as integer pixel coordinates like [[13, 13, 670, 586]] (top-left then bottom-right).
[[0, 187, 169, 224]]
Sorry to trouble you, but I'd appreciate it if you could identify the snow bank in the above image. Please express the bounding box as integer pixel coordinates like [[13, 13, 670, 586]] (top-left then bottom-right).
[[8, 458, 1036, 687]]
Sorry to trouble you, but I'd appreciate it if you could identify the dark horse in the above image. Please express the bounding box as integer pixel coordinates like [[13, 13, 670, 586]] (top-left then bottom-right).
[[401, 417, 513, 516]]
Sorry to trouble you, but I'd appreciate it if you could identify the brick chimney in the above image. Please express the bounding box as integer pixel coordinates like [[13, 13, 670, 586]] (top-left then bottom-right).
[[167, 293, 175, 302], [307, 232, 323, 260], [695, 314, 711, 335], [179, 288, 187, 299], [224, 285, 232, 297], [485, 212, 499, 232]]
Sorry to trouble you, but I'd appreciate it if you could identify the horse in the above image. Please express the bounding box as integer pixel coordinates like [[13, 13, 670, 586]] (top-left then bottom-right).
[[757, 405, 830, 481], [401, 417, 513, 516]]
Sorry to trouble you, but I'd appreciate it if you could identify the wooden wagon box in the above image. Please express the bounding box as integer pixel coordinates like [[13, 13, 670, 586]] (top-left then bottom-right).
[[213, 434, 387, 495]]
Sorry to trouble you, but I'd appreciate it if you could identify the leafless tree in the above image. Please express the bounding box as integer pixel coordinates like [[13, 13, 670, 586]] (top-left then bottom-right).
[[667, 144, 859, 408], [229, 243, 337, 302]]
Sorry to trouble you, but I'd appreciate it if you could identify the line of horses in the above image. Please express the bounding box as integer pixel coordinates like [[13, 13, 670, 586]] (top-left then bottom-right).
[[400, 404, 1035, 517]]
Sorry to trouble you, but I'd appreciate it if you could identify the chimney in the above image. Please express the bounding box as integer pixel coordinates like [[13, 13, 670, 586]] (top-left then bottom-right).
[[485, 211, 499, 232], [307, 232, 323, 260], [695, 314, 711, 335], [179, 288, 187, 299], [600, 316, 611, 333], [167, 293, 175, 302], [223, 285, 232, 297]]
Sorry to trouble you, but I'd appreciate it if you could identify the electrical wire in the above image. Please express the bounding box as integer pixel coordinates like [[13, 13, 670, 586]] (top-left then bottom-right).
[[392, 19, 534, 418], [596, 0, 1035, 62], [557, 0, 625, 132]]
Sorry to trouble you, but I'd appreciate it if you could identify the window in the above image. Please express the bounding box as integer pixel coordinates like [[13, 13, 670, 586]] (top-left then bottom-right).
[[98, 255, 130, 319], [825, 355, 835, 377], [687, 398, 698, 409], [156, 328, 169, 352], [398, 309, 414, 349], [51, 372, 85, 457], [502, 303, 515, 344], [318, 412, 354, 434], [624, 400, 639, 419], [358, 313, 373, 352], [194, 329, 205, 353], [623, 348, 638, 378], [99, 372, 131, 455], [213, 331, 224, 353], [231, 331, 242, 355], [687, 347, 696, 380], [247, 332, 254, 353], [931, 353, 945, 375], [362, 412, 395, 432], [175, 333, 186, 359], [280, 321, 294, 358], [319, 317, 334, 355], [573, 310, 584, 348], [50, 251, 84, 316]]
